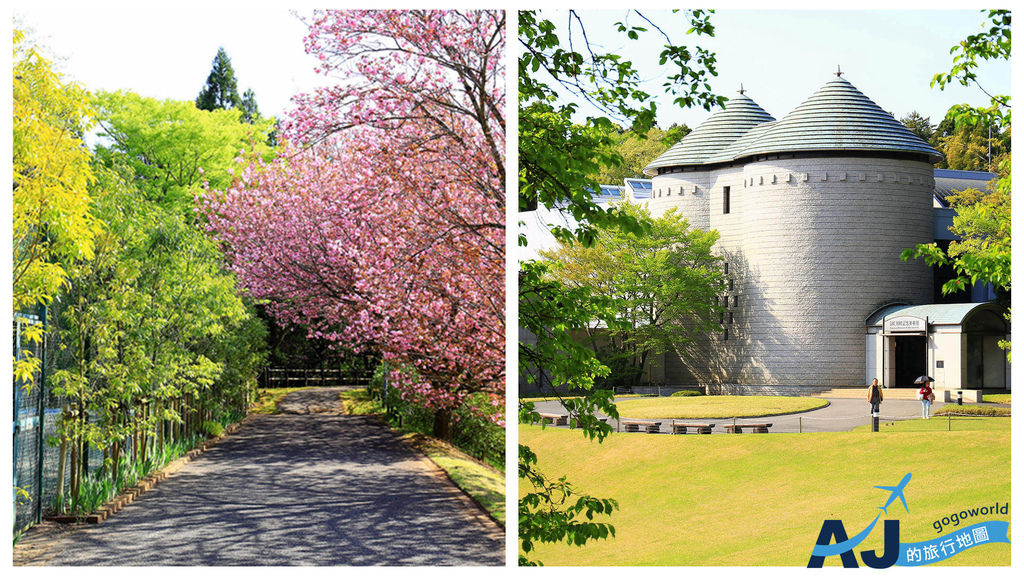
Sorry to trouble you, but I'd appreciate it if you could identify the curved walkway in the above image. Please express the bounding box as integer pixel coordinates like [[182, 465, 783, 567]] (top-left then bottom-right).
[[530, 396, 945, 434], [14, 388, 503, 566]]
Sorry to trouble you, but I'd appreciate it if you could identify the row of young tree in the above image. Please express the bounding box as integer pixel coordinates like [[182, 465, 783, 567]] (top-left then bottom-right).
[[14, 30, 273, 512], [15, 10, 506, 514]]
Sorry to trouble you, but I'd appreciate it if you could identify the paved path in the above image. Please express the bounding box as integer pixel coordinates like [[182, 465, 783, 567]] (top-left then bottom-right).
[[15, 388, 503, 566], [530, 396, 946, 434]]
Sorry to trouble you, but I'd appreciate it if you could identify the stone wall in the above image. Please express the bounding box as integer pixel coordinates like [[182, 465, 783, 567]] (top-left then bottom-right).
[[654, 155, 934, 391]]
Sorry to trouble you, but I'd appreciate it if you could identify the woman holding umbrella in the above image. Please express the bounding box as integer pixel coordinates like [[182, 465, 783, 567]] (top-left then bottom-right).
[[916, 376, 935, 419]]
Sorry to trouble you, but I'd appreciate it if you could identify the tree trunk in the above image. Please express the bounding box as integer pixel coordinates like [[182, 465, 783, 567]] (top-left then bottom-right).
[[56, 438, 67, 513], [432, 408, 453, 442]]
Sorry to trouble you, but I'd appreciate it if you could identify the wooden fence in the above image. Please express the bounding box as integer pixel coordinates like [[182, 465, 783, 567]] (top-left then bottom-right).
[[260, 367, 373, 389]]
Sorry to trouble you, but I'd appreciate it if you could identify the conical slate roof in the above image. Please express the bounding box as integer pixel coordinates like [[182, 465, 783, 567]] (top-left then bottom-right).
[[734, 76, 943, 163], [643, 92, 775, 175], [645, 76, 943, 174]]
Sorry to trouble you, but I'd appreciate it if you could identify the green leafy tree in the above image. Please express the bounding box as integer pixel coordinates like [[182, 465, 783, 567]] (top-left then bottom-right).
[[541, 203, 723, 388], [12, 29, 100, 312], [899, 111, 935, 144], [518, 9, 723, 565], [240, 87, 261, 123], [902, 9, 1010, 357], [196, 47, 243, 111], [597, 124, 690, 184], [44, 92, 271, 512], [92, 91, 275, 211], [12, 28, 103, 386], [938, 121, 1006, 171]]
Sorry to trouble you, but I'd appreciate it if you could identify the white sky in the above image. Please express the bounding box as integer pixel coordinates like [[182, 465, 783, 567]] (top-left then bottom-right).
[[10, 3, 1013, 128], [12, 0, 331, 120], [545, 8, 1012, 130]]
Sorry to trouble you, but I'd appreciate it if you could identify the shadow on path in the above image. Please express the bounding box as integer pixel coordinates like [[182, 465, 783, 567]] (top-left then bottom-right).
[[529, 397, 944, 434], [16, 389, 503, 566]]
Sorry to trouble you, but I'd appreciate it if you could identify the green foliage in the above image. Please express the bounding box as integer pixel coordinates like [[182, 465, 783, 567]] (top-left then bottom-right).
[[905, 9, 1011, 359], [541, 203, 724, 388], [202, 421, 226, 438], [240, 88, 261, 123], [596, 124, 690, 184], [38, 92, 270, 515], [899, 111, 935, 144], [369, 365, 505, 470], [933, 404, 1010, 417], [519, 9, 724, 248], [937, 121, 1008, 171], [196, 47, 243, 111], [519, 442, 618, 564], [92, 90, 275, 211], [931, 9, 1010, 111], [12, 29, 102, 316], [670, 390, 703, 397], [518, 10, 724, 564], [982, 393, 1010, 404]]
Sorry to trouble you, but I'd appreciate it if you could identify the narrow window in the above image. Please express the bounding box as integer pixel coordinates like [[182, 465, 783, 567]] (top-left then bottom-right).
[[724, 262, 729, 275], [723, 186, 731, 214], [728, 278, 734, 291], [733, 295, 739, 308], [723, 328, 729, 341], [729, 311, 734, 325]]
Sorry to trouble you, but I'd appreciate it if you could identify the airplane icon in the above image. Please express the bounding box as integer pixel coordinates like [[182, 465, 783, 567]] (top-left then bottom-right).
[[875, 473, 911, 514]]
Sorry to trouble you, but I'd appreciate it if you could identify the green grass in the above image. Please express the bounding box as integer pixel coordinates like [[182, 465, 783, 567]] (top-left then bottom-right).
[[520, 421, 1009, 566], [251, 387, 308, 414], [340, 389, 505, 526], [982, 393, 1011, 404], [615, 395, 828, 419], [405, 434, 505, 526]]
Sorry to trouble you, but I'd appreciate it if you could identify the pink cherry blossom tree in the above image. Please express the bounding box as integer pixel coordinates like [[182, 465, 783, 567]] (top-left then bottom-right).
[[203, 9, 505, 439]]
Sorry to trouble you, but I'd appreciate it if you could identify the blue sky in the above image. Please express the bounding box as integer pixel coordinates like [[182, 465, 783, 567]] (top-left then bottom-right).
[[544, 9, 1011, 131]]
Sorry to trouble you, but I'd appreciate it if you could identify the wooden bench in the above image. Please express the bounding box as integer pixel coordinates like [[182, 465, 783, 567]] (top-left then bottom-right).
[[671, 421, 715, 434], [620, 419, 661, 433], [569, 416, 608, 428], [537, 413, 568, 426], [724, 423, 772, 434]]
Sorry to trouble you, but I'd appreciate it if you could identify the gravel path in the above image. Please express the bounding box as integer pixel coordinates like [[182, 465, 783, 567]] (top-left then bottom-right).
[[14, 387, 504, 566], [528, 396, 945, 433]]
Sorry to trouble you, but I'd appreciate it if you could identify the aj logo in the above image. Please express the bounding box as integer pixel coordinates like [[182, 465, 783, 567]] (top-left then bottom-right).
[[807, 473, 911, 568]]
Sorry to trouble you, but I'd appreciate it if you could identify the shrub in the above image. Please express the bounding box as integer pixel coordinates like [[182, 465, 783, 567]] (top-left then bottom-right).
[[934, 404, 1011, 417], [671, 390, 704, 397], [202, 420, 225, 438]]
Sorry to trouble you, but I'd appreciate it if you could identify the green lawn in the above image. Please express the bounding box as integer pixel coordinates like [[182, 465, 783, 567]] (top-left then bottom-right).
[[615, 395, 828, 419], [983, 393, 1011, 404], [520, 421, 1009, 566]]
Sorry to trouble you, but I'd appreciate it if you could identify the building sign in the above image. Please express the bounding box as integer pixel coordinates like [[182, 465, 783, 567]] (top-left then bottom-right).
[[885, 316, 927, 333]]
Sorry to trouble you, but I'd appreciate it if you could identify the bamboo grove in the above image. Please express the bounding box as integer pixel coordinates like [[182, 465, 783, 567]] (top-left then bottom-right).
[[14, 30, 272, 514]]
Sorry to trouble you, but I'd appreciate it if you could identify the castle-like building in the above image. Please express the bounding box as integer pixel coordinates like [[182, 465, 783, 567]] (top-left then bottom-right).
[[635, 73, 1009, 396]]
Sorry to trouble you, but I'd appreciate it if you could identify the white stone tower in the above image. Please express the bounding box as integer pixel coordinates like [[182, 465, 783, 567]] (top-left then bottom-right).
[[643, 75, 942, 394]]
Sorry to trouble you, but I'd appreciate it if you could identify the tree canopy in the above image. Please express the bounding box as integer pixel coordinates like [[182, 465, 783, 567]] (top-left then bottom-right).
[[206, 9, 506, 440], [903, 9, 1011, 357], [540, 203, 723, 388]]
